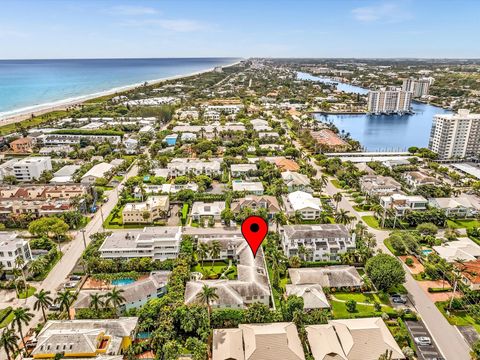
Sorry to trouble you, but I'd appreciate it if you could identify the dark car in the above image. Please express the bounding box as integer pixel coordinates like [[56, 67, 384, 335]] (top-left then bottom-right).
[[69, 275, 82, 281], [391, 294, 407, 304]]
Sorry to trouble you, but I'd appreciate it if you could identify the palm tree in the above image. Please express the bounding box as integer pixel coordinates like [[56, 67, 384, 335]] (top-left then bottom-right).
[[89, 293, 105, 313], [105, 287, 126, 316], [1, 327, 19, 360], [12, 307, 33, 349], [209, 240, 221, 269], [55, 290, 76, 320], [33, 289, 53, 322], [196, 284, 219, 316], [332, 192, 342, 212], [335, 209, 351, 225], [196, 284, 219, 359], [273, 212, 287, 233], [198, 242, 210, 269]]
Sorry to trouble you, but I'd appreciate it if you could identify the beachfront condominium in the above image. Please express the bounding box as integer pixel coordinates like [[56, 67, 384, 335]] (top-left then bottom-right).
[[367, 88, 412, 114], [12, 156, 52, 181], [428, 109, 480, 159], [402, 78, 430, 98]]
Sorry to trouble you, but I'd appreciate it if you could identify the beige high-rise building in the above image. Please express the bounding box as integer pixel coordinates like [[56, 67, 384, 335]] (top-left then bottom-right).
[[428, 109, 480, 159], [402, 78, 430, 98], [367, 88, 412, 114]]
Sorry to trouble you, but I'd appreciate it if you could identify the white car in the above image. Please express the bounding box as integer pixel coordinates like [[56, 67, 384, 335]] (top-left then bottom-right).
[[414, 336, 431, 346]]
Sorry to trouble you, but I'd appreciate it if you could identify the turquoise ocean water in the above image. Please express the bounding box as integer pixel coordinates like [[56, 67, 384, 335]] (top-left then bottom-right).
[[0, 58, 240, 118]]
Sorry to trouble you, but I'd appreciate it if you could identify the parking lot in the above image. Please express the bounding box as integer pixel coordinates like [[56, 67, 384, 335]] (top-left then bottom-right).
[[405, 320, 443, 360]]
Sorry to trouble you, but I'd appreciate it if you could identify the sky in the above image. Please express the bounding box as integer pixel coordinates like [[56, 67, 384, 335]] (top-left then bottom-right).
[[0, 0, 479, 59]]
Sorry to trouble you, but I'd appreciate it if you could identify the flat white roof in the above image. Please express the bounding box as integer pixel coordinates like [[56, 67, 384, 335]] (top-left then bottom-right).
[[452, 163, 480, 180]]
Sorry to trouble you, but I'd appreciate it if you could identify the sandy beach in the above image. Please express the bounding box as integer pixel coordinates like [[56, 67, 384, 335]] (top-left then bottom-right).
[[0, 60, 241, 127]]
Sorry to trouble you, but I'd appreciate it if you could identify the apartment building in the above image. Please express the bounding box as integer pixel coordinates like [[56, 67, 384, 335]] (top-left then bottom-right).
[[367, 88, 412, 114], [428, 109, 480, 159], [184, 228, 271, 309], [205, 104, 244, 114], [38, 133, 121, 145], [99, 226, 182, 261], [122, 195, 170, 224], [12, 156, 52, 181], [167, 159, 222, 177], [402, 78, 430, 98], [0, 232, 32, 270], [9, 137, 33, 153], [281, 224, 355, 261]]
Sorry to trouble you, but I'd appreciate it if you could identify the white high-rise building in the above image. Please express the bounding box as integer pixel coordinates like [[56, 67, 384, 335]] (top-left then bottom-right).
[[428, 109, 480, 159], [402, 78, 430, 98], [12, 156, 52, 181], [367, 88, 412, 114]]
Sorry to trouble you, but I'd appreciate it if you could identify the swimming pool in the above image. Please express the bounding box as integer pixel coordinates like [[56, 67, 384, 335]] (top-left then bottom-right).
[[111, 278, 135, 286], [422, 249, 433, 256]]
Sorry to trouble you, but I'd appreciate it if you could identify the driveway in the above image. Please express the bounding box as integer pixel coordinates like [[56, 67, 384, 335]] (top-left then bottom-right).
[[168, 204, 180, 226], [405, 320, 443, 360], [416, 280, 462, 302]]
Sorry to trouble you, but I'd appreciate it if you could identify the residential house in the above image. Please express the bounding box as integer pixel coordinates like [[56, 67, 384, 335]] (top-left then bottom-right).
[[285, 284, 330, 310], [281, 225, 356, 261], [184, 228, 271, 309], [9, 137, 33, 153], [282, 171, 312, 193], [231, 195, 280, 220], [81, 162, 114, 184], [288, 266, 364, 289], [123, 138, 139, 154], [458, 260, 480, 291], [163, 134, 178, 146], [30, 318, 138, 359], [213, 323, 305, 360], [50, 165, 81, 184], [99, 226, 182, 261], [0, 232, 32, 270], [380, 194, 428, 216], [180, 132, 197, 142], [190, 201, 226, 221], [272, 157, 300, 172], [382, 159, 412, 169], [122, 195, 169, 224], [230, 163, 257, 178], [306, 318, 404, 360], [433, 238, 480, 262], [167, 159, 222, 177], [283, 191, 322, 220], [232, 181, 264, 195], [359, 175, 401, 197], [403, 171, 440, 190], [429, 195, 480, 218]]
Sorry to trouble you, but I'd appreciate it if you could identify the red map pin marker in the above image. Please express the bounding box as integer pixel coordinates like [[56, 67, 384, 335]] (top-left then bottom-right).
[[241, 216, 268, 257]]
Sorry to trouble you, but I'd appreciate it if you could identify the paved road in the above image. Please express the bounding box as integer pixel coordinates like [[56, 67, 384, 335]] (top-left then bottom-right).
[[405, 320, 443, 360], [0, 163, 139, 358], [299, 145, 471, 360]]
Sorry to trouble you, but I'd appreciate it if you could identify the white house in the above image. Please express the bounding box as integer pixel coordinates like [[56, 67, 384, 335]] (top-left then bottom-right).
[[81, 162, 114, 184], [190, 201, 226, 221], [380, 193, 428, 216], [281, 171, 312, 193], [283, 191, 321, 220], [167, 159, 222, 177], [230, 163, 257, 178], [0, 232, 32, 270], [232, 181, 264, 195]]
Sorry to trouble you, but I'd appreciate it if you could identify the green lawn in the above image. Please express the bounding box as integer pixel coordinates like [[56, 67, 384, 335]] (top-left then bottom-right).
[[18, 286, 36, 299], [384, 238, 399, 256], [331, 299, 392, 319], [0, 309, 13, 329], [192, 261, 235, 280], [361, 215, 381, 229], [334, 292, 390, 305], [330, 179, 343, 189], [447, 219, 480, 229], [436, 301, 480, 333]]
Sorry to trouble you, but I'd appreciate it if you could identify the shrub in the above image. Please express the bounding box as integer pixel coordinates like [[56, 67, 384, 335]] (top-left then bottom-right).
[[405, 257, 414, 267], [346, 299, 357, 313]]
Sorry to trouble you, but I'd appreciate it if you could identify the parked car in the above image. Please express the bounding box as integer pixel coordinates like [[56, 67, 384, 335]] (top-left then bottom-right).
[[64, 281, 78, 289], [48, 304, 60, 311], [69, 275, 82, 281], [415, 336, 432, 346], [391, 294, 407, 304]]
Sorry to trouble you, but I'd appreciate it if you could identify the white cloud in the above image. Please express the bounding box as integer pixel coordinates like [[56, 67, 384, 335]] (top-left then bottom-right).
[[120, 18, 208, 33], [352, 2, 412, 23], [110, 5, 158, 16]]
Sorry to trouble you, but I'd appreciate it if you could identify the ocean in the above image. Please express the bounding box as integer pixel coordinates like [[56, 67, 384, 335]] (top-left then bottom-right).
[[0, 58, 240, 118]]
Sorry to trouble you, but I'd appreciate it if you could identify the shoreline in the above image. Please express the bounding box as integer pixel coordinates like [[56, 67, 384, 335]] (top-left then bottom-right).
[[0, 60, 242, 126]]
